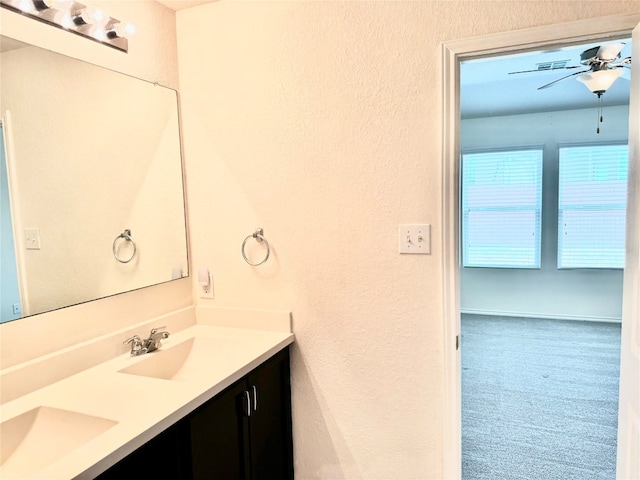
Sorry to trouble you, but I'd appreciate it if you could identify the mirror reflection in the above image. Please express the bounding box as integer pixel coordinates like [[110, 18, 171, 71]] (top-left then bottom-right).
[[0, 36, 189, 324]]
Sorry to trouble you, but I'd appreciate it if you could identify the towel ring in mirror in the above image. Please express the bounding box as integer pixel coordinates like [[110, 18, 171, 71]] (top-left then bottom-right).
[[113, 229, 137, 263]]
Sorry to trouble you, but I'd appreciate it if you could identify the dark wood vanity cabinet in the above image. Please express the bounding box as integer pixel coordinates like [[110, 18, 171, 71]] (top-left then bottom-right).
[[191, 347, 294, 480], [96, 347, 293, 480], [94, 418, 192, 478]]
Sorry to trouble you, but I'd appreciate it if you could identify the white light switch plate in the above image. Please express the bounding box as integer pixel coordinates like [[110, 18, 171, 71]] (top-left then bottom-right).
[[399, 224, 430, 254]]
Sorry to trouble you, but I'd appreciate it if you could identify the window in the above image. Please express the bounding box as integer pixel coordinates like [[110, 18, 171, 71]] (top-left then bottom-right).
[[461, 149, 543, 268], [558, 144, 628, 269]]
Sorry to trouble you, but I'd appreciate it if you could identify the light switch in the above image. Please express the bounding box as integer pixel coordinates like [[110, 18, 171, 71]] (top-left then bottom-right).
[[24, 228, 41, 250], [399, 224, 430, 254]]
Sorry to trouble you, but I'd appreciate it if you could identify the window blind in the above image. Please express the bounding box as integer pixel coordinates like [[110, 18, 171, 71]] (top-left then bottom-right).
[[558, 144, 628, 269], [462, 149, 543, 268]]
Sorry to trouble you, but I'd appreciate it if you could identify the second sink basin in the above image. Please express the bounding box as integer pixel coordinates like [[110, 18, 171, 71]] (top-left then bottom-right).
[[118, 337, 241, 381], [0, 406, 117, 478]]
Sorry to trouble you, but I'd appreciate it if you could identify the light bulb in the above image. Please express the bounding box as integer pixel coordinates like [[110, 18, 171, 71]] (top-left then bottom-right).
[[71, 7, 95, 26], [58, 11, 73, 28], [31, 0, 54, 11], [18, 0, 35, 12], [51, 0, 73, 10], [121, 22, 136, 38], [92, 9, 110, 27], [92, 26, 106, 41], [106, 22, 136, 39]]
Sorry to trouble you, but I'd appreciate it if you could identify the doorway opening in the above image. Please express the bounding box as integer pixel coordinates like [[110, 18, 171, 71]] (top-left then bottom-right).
[[0, 122, 21, 322], [441, 15, 639, 480], [458, 41, 629, 479]]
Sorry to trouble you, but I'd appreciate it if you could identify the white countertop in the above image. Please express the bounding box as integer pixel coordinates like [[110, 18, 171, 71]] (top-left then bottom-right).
[[0, 323, 294, 479]]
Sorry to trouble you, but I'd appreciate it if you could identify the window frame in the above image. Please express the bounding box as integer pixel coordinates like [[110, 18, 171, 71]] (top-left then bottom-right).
[[556, 142, 628, 270], [460, 147, 544, 270]]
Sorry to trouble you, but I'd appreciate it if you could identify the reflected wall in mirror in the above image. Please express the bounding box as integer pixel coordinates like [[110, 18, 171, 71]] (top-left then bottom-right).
[[0, 36, 189, 324]]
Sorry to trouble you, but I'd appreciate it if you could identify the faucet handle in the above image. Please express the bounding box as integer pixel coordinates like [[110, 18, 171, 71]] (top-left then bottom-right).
[[123, 334, 142, 346], [144, 327, 169, 353], [123, 335, 148, 356]]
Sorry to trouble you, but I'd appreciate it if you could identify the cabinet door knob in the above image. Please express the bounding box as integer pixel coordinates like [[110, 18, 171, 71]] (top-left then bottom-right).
[[243, 390, 252, 417], [252, 385, 258, 412]]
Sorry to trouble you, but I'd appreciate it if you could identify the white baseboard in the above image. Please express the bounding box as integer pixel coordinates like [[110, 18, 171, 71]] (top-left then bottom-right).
[[461, 308, 622, 323]]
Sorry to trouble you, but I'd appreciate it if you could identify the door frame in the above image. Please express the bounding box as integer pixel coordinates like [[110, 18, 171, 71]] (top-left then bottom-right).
[[1, 112, 28, 318], [441, 13, 640, 479]]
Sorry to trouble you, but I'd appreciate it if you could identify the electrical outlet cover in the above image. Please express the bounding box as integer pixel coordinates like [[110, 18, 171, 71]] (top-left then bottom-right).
[[199, 271, 214, 299]]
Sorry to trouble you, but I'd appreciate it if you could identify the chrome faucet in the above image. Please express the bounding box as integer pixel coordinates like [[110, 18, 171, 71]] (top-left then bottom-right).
[[123, 327, 170, 356], [123, 335, 148, 356], [142, 326, 170, 353]]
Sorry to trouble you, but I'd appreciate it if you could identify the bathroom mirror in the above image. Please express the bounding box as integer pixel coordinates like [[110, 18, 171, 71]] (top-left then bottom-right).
[[0, 35, 189, 324]]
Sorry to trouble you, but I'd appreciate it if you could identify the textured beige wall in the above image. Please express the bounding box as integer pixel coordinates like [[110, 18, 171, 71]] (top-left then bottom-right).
[[0, 1, 191, 368], [176, 2, 640, 478]]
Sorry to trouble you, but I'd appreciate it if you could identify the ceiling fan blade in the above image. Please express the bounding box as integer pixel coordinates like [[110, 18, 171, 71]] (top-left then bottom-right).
[[537, 70, 587, 90], [508, 65, 582, 75], [609, 56, 632, 67], [595, 42, 625, 62]]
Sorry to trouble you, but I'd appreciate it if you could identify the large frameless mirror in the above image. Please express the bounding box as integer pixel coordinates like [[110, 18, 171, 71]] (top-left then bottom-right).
[[0, 35, 189, 324]]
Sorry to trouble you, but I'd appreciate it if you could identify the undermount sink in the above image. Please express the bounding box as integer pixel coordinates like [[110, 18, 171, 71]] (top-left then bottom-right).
[[119, 337, 240, 381], [0, 406, 117, 478]]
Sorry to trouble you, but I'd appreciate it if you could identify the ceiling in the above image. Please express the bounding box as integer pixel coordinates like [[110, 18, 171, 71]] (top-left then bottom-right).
[[157, 1, 215, 11], [461, 39, 632, 119], [0, 35, 26, 52]]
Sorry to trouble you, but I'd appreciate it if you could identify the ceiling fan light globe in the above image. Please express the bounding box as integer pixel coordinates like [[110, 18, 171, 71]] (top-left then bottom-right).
[[576, 69, 623, 94]]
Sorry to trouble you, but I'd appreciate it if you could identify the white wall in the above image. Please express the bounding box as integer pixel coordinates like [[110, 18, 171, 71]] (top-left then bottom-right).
[[176, 2, 640, 478], [0, 1, 192, 369], [461, 106, 628, 321]]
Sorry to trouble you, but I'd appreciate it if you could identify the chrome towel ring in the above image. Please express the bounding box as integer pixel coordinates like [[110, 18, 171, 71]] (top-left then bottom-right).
[[113, 229, 137, 263], [242, 228, 270, 266]]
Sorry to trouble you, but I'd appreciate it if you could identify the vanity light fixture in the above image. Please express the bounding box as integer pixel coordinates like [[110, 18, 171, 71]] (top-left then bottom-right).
[[0, 0, 133, 53]]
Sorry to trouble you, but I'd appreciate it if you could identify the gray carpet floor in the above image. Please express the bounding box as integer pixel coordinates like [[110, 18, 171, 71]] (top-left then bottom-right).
[[461, 314, 621, 480]]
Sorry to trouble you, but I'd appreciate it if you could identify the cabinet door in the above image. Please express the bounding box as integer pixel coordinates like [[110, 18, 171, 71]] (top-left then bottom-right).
[[190, 379, 250, 480], [247, 348, 294, 480], [95, 420, 192, 479], [98, 348, 293, 480]]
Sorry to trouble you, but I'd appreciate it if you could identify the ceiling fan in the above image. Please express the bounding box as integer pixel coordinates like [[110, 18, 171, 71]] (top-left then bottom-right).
[[509, 42, 631, 134], [509, 42, 631, 96]]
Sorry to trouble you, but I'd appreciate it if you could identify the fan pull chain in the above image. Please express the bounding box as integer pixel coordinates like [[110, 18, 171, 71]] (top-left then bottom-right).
[[596, 94, 604, 134]]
